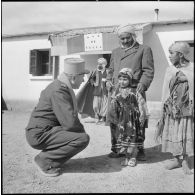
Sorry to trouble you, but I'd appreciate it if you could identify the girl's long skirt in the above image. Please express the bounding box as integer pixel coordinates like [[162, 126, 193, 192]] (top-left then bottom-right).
[[161, 115, 194, 157]]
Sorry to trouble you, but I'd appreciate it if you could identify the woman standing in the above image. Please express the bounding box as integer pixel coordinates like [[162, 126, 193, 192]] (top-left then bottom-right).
[[155, 42, 194, 175]]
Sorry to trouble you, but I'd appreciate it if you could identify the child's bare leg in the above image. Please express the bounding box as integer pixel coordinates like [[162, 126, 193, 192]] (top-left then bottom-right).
[[121, 152, 130, 166], [182, 154, 193, 175], [121, 147, 132, 166], [165, 155, 181, 170]]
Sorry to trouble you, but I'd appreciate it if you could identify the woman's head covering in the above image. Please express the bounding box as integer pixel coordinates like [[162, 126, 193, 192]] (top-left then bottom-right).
[[97, 57, 107, 66], [169, 42, 190, 60], [118, 68, 133, 80]]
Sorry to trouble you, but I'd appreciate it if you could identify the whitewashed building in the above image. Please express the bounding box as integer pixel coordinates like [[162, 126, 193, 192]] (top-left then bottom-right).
[[2, 19, 194, 111]]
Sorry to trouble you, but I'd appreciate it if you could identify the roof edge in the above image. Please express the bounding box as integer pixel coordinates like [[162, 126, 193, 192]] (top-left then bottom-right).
[[2, 18, 193, 39]]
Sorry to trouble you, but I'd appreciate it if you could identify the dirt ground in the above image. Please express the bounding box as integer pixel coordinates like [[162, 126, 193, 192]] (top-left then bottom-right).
[[2, 110, 194, 193]]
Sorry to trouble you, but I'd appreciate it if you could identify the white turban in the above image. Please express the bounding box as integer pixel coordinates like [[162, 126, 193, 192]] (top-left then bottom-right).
[[117, 24, 136, 36], [169, 42, 190, 60], [97, 57, 107, 66]]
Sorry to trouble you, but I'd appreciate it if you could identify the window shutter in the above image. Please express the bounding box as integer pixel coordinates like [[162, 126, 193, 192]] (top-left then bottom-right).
[[49, 50, 53, 74], [48, 56, 52, 74], [29, 50, 37, 75], [54, 56, 59, 79]]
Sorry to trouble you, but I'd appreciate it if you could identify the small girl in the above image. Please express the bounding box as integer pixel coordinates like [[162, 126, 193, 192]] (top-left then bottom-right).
[[107, 68, 148, 167]]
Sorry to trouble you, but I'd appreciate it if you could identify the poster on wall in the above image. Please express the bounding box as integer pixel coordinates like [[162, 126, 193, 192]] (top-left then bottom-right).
[[84, 33, 103, 51]]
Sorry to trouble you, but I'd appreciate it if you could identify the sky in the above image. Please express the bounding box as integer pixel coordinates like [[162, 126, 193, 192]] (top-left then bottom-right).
[[1, 1, 194, 35]]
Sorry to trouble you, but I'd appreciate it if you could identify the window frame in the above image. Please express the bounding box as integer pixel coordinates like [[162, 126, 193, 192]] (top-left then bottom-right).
[[29, 48, 53, 80]]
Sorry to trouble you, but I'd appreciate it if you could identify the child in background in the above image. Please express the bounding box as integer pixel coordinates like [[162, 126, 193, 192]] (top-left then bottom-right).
[[107, 68, 148, 166], [90, 58, 109, 124]]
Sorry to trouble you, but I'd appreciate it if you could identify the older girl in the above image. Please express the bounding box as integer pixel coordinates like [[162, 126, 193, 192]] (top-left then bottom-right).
[[155, 42, 194, 174]]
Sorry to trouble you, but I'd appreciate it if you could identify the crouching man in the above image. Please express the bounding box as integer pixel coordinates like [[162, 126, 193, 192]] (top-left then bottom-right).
[[25, 58, 90, 177]]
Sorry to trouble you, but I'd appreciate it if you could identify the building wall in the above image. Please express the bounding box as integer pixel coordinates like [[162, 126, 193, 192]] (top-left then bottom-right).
[[2, 22, 194, 111], [2, 36, 52, 110], [144, 23, 194, 101]]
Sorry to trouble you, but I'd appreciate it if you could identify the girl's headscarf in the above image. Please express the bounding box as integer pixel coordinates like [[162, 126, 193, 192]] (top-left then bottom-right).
[[162, 42, 193, 103], [118, 68, 133, 81], [169, 42, 190, 60]]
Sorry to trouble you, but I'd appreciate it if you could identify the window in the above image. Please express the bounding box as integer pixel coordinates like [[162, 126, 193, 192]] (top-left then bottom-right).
[[29, 49, 53, 76]]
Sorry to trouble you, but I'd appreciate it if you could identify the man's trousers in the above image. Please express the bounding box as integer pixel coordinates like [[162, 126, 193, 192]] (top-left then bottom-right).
[[26, 125, 90, 170]]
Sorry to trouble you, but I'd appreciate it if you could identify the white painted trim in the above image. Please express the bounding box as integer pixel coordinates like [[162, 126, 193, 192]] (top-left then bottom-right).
[[29, 74, 53, 80]]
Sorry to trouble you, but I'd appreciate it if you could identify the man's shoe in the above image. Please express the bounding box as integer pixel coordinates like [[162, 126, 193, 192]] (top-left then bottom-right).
[[34, 156, 61, 177], [137, 149, 146, 161]]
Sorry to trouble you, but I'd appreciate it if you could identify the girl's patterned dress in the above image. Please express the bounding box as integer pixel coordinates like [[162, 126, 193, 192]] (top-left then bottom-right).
[[108, 88, 148, 155]]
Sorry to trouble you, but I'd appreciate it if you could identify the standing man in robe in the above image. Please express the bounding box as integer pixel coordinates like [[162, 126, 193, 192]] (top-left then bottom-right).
[[106, 24, 154, 161]]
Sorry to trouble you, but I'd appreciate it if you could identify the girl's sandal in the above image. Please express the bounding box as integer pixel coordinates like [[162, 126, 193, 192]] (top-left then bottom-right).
[[128, 158, 137, 167]]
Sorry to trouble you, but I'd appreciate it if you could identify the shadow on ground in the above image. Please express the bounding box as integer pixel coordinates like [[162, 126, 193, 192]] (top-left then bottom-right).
[[143, 145, 194, 170], [60, 145, 195, 174], [61, 154, 122, 174], [142, 144, 172, 164]]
